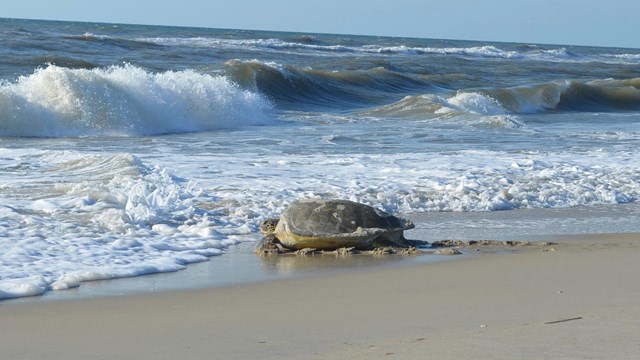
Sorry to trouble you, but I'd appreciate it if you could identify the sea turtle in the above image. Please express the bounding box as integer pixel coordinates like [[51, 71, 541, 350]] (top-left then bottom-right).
[[257, 199, 416, 253]]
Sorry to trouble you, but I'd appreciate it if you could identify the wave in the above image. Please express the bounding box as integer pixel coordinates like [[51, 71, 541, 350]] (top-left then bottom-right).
[[364, 77, 640, 120], [0, 64, 273, 137], [483, 78, 640, 113], [224, 60, 432, 110]]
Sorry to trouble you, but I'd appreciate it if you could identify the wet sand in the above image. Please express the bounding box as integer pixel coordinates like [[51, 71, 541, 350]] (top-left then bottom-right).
[[2, 232, 640, 359]]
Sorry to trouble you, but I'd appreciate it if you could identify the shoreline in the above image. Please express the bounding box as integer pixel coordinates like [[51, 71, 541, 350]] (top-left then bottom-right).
[[8, 202, 640, 304], [2, 232, 640, 359], [3, 240, 458, 305]]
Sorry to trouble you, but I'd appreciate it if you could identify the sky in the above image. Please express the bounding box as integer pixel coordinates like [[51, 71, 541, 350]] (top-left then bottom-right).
[[3, 0, 639, 48]]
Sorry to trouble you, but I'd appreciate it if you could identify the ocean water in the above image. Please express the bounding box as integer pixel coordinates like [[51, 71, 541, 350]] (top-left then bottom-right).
[[2, 18, 640, 300]]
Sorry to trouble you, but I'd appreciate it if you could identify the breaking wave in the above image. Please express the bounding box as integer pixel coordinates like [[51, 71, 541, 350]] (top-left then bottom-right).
[[0, 64, 273, 137]]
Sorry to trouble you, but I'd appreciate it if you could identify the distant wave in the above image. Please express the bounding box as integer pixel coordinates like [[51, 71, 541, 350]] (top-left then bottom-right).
[[601, 53, 640, 62], [365, 44, 523, 59], [141, 36, 640, 64], [0, 64, 273, 137], [141, 36, 357, 54], [33, 55, 97, 69], [143, 36, 523, 59], [64, 32, 163, 51]]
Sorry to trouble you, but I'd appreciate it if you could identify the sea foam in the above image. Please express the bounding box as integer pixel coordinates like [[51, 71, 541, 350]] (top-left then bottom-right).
[[0, 151, 241, 299], [0, 64, 273, 137]]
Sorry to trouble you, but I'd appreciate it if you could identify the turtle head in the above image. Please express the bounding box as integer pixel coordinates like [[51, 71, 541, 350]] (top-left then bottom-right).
[[259, 218, 280, 235]]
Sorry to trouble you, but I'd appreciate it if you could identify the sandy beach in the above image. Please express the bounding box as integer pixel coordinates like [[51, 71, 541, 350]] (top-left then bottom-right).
[[2, 232, 639, 360]]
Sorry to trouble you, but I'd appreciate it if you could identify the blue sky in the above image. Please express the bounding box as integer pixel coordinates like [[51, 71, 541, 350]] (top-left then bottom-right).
[[3, 0, 639, 48]]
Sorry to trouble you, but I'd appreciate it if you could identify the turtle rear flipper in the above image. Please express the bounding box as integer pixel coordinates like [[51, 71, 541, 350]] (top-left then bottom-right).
[[370, 233, 413, 249]]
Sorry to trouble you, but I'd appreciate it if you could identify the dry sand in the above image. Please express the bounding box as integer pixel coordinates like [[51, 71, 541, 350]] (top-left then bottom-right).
[[1, 233, 640, 359]]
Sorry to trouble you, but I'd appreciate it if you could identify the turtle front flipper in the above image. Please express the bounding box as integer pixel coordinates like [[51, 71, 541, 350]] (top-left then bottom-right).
[[256, 234, 291, 255]]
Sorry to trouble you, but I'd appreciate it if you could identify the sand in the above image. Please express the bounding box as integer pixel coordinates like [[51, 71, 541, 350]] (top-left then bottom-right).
[[2, 233, 640, 360]]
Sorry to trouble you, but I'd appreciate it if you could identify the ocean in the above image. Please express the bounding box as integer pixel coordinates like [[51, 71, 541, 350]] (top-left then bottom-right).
[[2, 18, 640, 300]]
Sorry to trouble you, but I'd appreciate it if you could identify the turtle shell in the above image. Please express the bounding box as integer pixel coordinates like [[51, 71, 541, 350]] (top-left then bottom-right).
[[275, 199, 414, 250]]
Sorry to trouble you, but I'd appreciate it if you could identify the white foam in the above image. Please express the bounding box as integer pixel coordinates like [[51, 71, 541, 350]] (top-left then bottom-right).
[[439, 92, 507, 115], [366, 93, 508, 115], [0, 151, 241, 299], [181, 138, 640, 217], [368, 92, 525, 128], [0, 64, 273, 137], [0, 276, 48, 299]]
